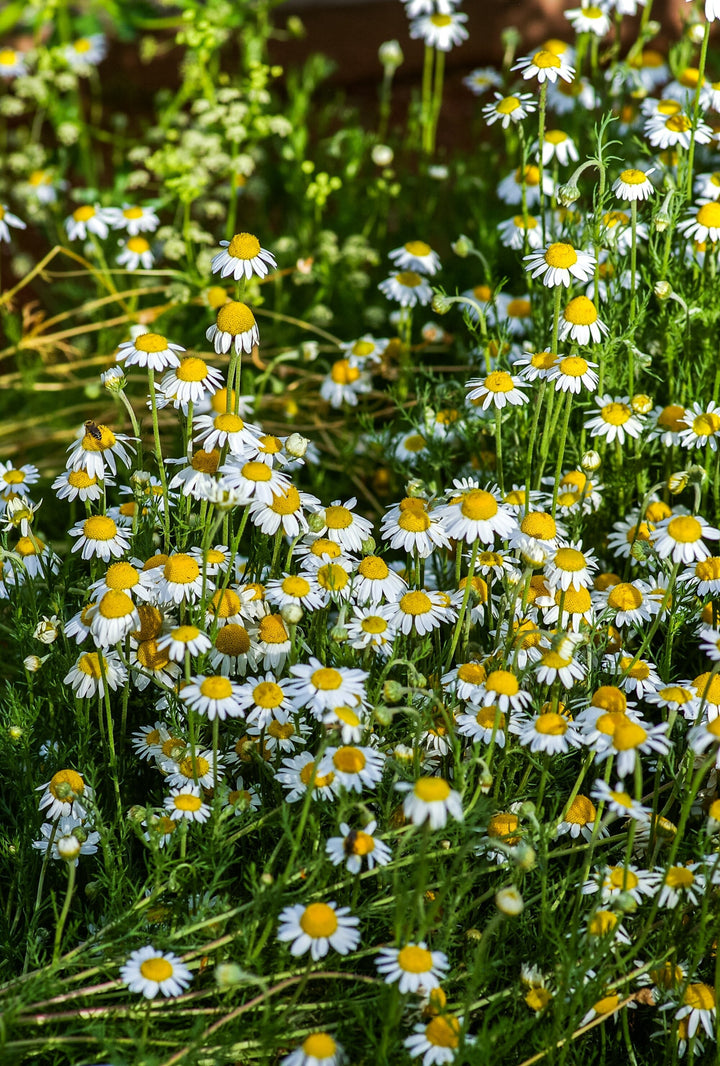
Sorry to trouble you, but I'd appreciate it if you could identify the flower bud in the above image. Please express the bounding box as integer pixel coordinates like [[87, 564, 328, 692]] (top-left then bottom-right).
[[371, 144, 394, 168], [654, 280, 672, 299], [374, 704, 393, 727], [496, 886, 524, 916], [34, 616, 60, 645], [24, 655, 44, 673], [8, 725, 23, 741], [361, 536, 376, 555], [330, 625, 348, 643], [57, 835, 82, 862], [101, 366, 126, 392], [667, 471, 689, 495], [431, 291, 453, 315], [280, 603, 303, 625], [557, 182, 580, 206], [378, 39, 403, 72], [215, 962, 246, 988], [307, 511, 326, 533], [285, 432, 309, 458], [688, 22, 705, 44], [581, 450, 601, 472], [383, 680, 406, 704], [631, 393, 653, 415], [451, 235, 473, 258]]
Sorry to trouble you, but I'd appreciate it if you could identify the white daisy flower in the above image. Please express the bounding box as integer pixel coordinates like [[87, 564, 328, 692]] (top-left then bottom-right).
[[211, 232, 276, 280], [651, 513, 720, 564], [464, 370, 530, 409], [320, 359, 372, 408], [0, 48, 29, 78], [0, 204, 26, 243], [206, 301, 260, 355], [612, 167, 656, 201], [64, 34, 106, 70], [389, 588, 456, 636], [276, 752, 340, 803], [584, 394, 644, 444], [524, 242, 596, 288], [379, 497, 451, 559], [558, 296, 608, 345], [497, 214, 544, 250], [120, 946, 192, 999], [326, 820, 391, 874], [405, 1015, 468, 1065], [482, 92, 537, 128], [565, 4, 611, 36], [285, 658, 367, 716], [68, 515, 130, 561], [318, 745, 385, 793], [375, 942, 449, 993], [512, 48, 575, 84], [277, 901, 360, 960], [164, 785, 211, 823], [352, 554, 407, 604], [547, 354, 599, 393], [536, 128, 579, 165], [193, 410, 261, 455], [37, 769, 92, 821], [280, 1032, 344, 1066], [64, 204, 114, 241], [409, 11, 469, 51], [378, 270, 433, 307], [463, 66, 503, 95], [160, 357, 223, 411], [395, 776, 463, 829], [116, 331, 184, 372], [435, 482, 518, 544], [389, 240, 441, 275]]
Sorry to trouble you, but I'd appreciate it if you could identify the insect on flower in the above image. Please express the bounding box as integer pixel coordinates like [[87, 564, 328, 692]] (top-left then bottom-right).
[[84, 420, 103, 441]]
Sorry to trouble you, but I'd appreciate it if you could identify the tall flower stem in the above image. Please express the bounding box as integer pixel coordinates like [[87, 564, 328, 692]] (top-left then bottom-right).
[[52, 861, 77, 965], [446, 539, 480, 665], [495, 407, 505, 496], [429, 47, 445, 155], [147, 369, 171, 552], [686, 19, 711, 201], [537, 81, 548, 246], [551, 391, 573, 517], [421, 45, 434, 154]]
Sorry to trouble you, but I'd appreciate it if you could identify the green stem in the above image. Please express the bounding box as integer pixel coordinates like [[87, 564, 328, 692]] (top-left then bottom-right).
[[147, 369, 172, 552], [551, 391, 573, 518], [686, 20, 711, 201], [52, 861, 77, 965]]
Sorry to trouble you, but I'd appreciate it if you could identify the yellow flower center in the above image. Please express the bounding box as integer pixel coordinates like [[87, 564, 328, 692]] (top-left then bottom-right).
[[209, 588, 242, 618], [593, 993, 620, 1015], [174, 793, 202, 811], [351, 340, 375, 357], [405, 240, 431, 256], [484, 370, 515, 395], [521, 512, 557, 539], [425, 1016, 460, 1049], [253, 681, 285, 708], [600, 402, 631, 426], [588, 911, 618, 936], [191, 448, 220, 473], [486, 669, 519, 696], [564, 296, 598, 326], [414, 777, 451, 802], [696, 557, 720, 580], [565, 795, 595, 824], [134, 333, 168, 353], [607, 866, 639, 890], [300, 902, 338, 937], [362, 615, 388, 634], [333, 746, 366, 773], [665, 865, 695, 889], [83, 515, 118, 541], [473, 284, 493, 300], [546, 129, 568, 144], [545, 243, 578, 269], [49, 769, 85, 799], [325, 504, 353, 529], [73, 205, 95, 222], [532, 50, 562, 69], [657, 99, 681, 115], [176, 356, 208, 382], [613, 719, 647, 751], [216, 301, 256, 336], [302, 1034, 336, 1058], [270, 486, 302, 515], [497, 95, 521, 115], [228, 232, 261, 259], [179, 755, 210, 779], [457, 662, 486, 685], [140, 957, 174, 982], [268, 720, 295, 739], [692, 412, 720, 436], [683, 984, 715, 1010], [430, 13, 452, 26], [506, 297, 532, 316], [200, 676, 233, 700], [398, 509, 431, 532], [608, 789, 633, 808], [619, 168, 647, 185], [300, 761, 336, 790], [607, 583, 642, 611], [694, 672, 720, 705], [347, 830, 374, 855], [330, 359, 361, 384], [358, 556, 389, 580], [399, 591, 432, 616], [667, 515, 702, 543], [534, 712, 567, 735], [281, 575, 310, 597], [78, 652, 103, 678], [99, 590, 135, 618], [554, 547, 587, 572], [164, 554, 200, 584], [104, 562, 138, 590], [127, 236, 150, 254], [397, 944, 433, 973], [557, 356, 588, 377], [316, 563, 349, 591], [666, 114, 691, 133], [460, 489, 499, 520], [311, 667, 343, 691]]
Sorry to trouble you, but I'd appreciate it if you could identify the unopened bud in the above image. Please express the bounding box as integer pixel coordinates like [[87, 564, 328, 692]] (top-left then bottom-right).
[[215, 963, 246, 988], [57, 835, 82, 862], [374, 704, 393, 727], [378, 39, 403, 72], [557, 182, 580, 206], [431, 292, 454, 315], [371, 144, 394, 167], [654, 213, 670, 233], [496, 886, 524, 916], [285, 432, 309, 458], [330, 625, 348, 643], [361, 536, 376, 554], [8, 725, 23, 741], [667, 471, 689, 495], [631, 393, 653, 415], [34, 616, 60, 645], [687, 464, 707, 485], [451, 235, 473, 258], [280, 603, 303, 625], [24, 655, 44, 673], [654, 280, 672, 299], [383, 680, 406, 704], [514, 843, 537, 871], [688, 22, 705, 44], [101, 366, 126, 392], [581, 450, 601, 472], [307, 511, 326, 533]]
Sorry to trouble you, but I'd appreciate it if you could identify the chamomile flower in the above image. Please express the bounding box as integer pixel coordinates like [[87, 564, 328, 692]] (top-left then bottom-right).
[[120, 945, 192, 999], [341, 335, 388, 368], [159, 357, 223, 411], [380, 496, 450, 558], [179, 675, 244, 721], [277, 901, 360, 960], [312, 498, 374, 554], [164, 785, 211, 823], [116, 332, 184, 372], [524, 242, 596, 288], [534, 645, 587, 688], [165, 749, 223, 790], [558, 296, 608, 345], [156, 625, 212, 663], [512, 49, 575, 85], [281, 1033, 344, 1066], [584, 395, 644, 444], [657, 863, 706, 908], [396, 776, 463, 829], [376, 943, 449, 993], [546, 541, 598, 591], [463, 66, 504, 95], [114, 236, 153, 270], [513, 710, 583, 755], [673, 984, 717, 1040], [389, 588, 455, 636], [352, 554, 407, 604], [679, 401, 720, 450], [378, 270, 433, 307], [565, 4, 611, 36], [583, 863, 659, 904], [249, 710, 309, 754], [37, 769, 92, 820], [389, 240, 441, 275], [64, 650, 127, 699], [276, 752, 340, 803], [678, 200, 720, 243], [594, 717, 671, 777], [536, 128, 579, 165], [318, 745, 385, 792], [482, 92, 537, 128], [496, 166, 555, 207], [409, 11, 469, 51], [326, 820, 391, 874], [405, 1015, 467, 1065], [547, 354, 599, 393], [555, 794, 600, 841], [193, 410, 261, 456], [347, 604, 397, 656], [155, 554, 205, 605], [64, 204, 113, 241], [612, 167, 656, 201], [651, 513, 720, 564], [206, 301, 260, 355], [465, 370, 530, 409], [436, 482, 517, 544], [219, 458, 291, 503], [456, 704, 507, 746], [646, 112, 712, 150], [211, 232, 276, 280], [0, 48, 28, 78], [694, 171, 720, 200], [33, 816, 100, 864], [64, 34, 106, 70], [286, 659, 367, 715], [497, 214, 544, 250], [236, 673, 294, 727], [320, 359, 372, 408], [87, 590, 140, 646], [68, 515, 130, 562]]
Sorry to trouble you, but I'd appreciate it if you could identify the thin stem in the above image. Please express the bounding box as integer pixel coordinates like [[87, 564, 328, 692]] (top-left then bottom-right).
[[52, 862, 77, 965]]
